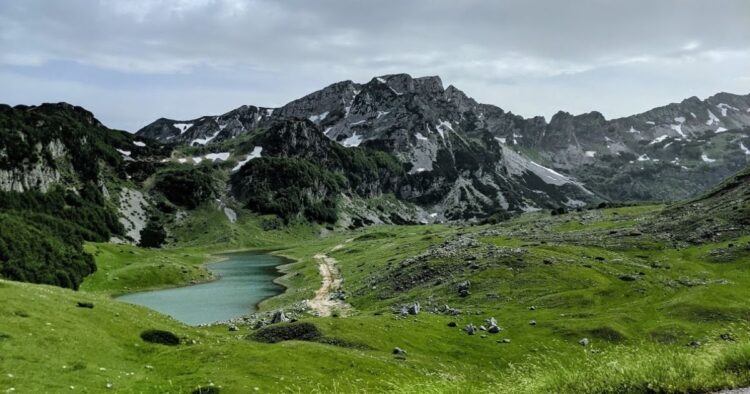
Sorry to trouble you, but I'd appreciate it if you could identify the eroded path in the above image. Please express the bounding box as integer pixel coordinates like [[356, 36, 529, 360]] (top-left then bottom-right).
[[308, 249, 351, 317]]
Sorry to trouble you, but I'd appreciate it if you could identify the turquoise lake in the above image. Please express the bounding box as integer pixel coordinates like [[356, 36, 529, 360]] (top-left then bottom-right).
[[117, 252, 285, 325]]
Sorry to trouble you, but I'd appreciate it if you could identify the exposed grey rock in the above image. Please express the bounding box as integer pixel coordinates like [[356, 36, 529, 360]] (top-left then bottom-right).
[[579, 338, 590, 346], [407, 302, 420, 315], [464, 324, 476, 335], [457, 281, 471, 297], [271, 310, 290, 324], [134, 74, 750, 219]]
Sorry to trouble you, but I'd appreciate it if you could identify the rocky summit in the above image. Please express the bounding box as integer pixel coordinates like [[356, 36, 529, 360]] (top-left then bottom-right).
[[137, 73, 750, 215]]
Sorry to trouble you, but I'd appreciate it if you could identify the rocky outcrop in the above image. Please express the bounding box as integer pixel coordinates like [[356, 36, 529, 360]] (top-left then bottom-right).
[[136, 74, 750, 212], [135, 105, 276, 146]]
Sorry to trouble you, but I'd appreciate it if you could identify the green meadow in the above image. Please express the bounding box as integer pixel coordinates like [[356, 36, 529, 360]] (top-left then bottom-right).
[[2, 204, 750, 393]]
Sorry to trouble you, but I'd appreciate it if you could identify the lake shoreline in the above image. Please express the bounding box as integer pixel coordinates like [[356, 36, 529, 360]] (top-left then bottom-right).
[[115, 251, 289, 325]]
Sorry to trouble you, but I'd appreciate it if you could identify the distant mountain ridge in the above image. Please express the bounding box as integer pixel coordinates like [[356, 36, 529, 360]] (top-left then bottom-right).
[[137, 73, 750, 205]]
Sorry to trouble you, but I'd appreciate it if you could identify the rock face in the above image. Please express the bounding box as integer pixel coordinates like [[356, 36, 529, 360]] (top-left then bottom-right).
[[138, 75, 599, 220], [136, 105, 276, 146], [137, 73, 750, 215]]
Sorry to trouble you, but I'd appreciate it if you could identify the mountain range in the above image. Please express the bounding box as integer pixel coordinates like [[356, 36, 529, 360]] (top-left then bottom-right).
[[136, 73, 750, 215]]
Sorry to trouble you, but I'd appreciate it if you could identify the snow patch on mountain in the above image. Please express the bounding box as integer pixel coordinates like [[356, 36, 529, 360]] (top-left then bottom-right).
[[173, 123, 193, 134], [650, 135, 669, 145], [231, 146, 262, 172], [717, 103, 739, 116], [740, 142, 750, 155], [342, 133, 363, 147], [436, 120, 453, 139], [133, 141, 146, 147], [706, 110, 720, 126], [192, 129, 221, 146], [205, 152, 230, 161], [502, 146, 579, 187], [309, 111, 329, 123], [701, 153, 716, 163], [670, 124, 686, 138]]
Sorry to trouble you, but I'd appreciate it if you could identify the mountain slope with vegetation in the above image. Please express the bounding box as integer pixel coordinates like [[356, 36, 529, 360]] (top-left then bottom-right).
[[2, 176, 750, 391]]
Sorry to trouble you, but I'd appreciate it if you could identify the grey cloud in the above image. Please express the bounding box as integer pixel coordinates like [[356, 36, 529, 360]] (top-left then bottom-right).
[[1, 0, 749, 130]]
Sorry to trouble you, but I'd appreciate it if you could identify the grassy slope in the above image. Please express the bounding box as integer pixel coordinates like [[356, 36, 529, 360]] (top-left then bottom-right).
[[3, 203, 750, 392]]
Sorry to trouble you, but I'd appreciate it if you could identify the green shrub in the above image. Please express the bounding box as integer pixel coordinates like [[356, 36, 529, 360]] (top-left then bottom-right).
[[192, 387, 220, 394], [140, 329, 180, 346], [153, 166, 218, 209], [231, 158, 342, 223], [248, 322, 322, 343], [716, 344, 750, 374], [0, 212, 97, 289], [139, 219, 166, 248]]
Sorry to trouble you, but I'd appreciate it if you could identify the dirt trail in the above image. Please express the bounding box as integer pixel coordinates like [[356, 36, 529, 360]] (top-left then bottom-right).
[[308, 247, 351, 317]]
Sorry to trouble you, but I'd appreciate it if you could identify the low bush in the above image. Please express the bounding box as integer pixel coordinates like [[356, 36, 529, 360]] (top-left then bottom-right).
[[139, 219, 166, 248], [192, 387, 220, 394], [249, 322, 322, 343], [153, 166, 218, 209], [140, 329, 180, 346]]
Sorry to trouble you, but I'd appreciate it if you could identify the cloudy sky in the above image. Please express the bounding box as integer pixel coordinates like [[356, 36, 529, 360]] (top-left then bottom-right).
[[1, 0, 749, 132]]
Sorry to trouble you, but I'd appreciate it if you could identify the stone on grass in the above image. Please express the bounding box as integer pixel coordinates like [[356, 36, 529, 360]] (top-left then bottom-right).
[[464, 324, 476, 335], [579, 338, 589, 346], [76, 302, 94, 309], [457, 281, 471, 297], [270, 310, 289, 324]]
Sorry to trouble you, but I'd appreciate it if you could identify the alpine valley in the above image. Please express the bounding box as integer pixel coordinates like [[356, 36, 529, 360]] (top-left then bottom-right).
[[2, 74, 750, 393]]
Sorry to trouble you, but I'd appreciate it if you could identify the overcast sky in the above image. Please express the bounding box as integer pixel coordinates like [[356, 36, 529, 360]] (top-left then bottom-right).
[[1, 0, 749, 132]]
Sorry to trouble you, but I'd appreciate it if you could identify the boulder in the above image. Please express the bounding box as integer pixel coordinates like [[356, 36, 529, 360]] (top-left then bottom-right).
[[457, 281, 471, 297], [579, 338, 589, 346], [271, 310, 290, 324], [407, 302, 420, 315], [488, 325, 501, 334], [464, 324, 476, 335]]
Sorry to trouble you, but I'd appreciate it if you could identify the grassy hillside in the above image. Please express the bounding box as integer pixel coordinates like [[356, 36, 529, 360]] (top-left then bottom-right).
[[3, 200, 750, 392]]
